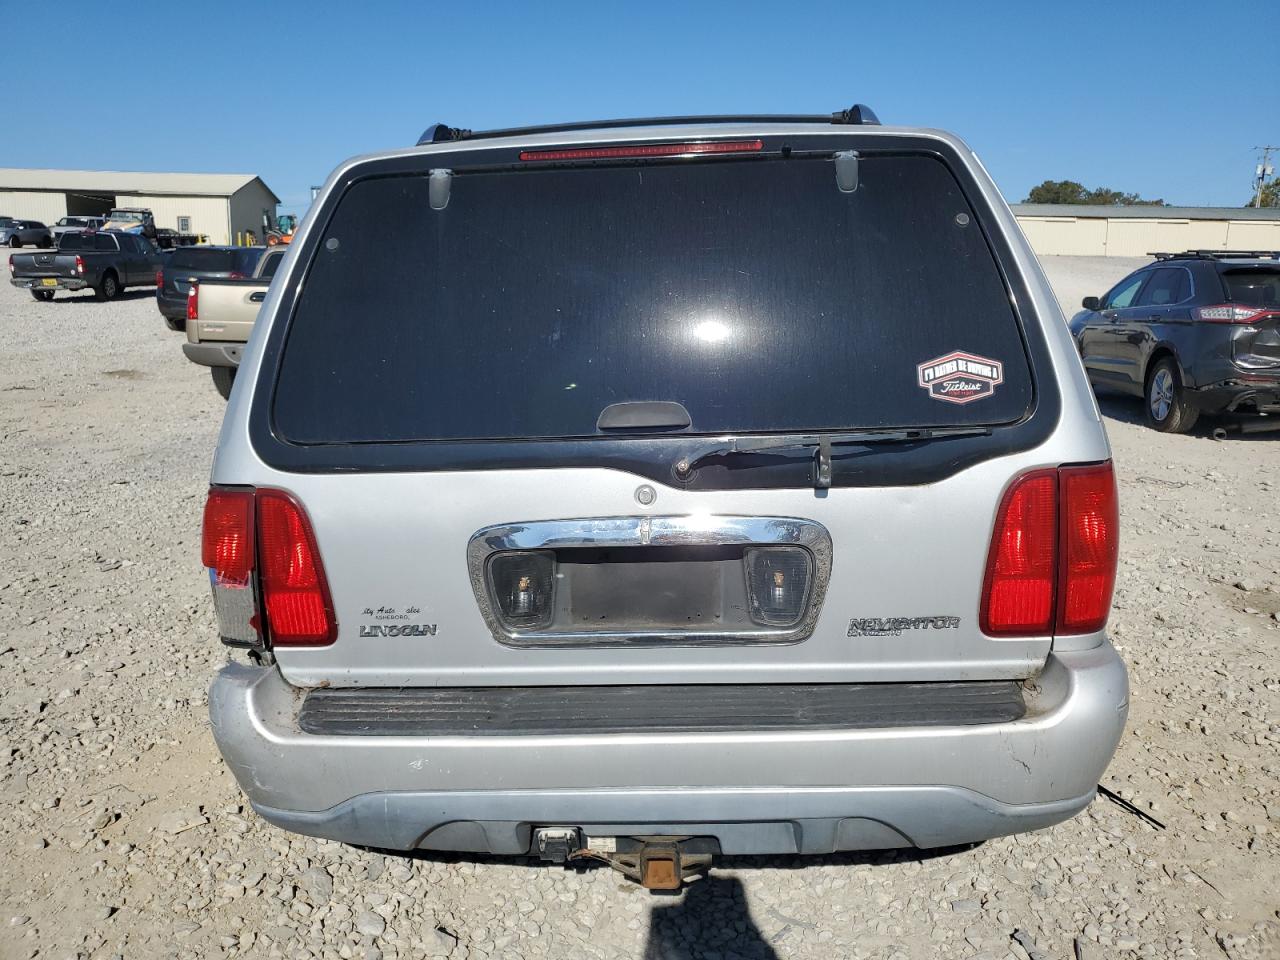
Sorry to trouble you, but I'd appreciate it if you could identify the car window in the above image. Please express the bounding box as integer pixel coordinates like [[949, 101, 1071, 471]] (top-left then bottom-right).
[[170, 248, 238, 271], [1174, 269, 1192, 303], [234, 248, 266, 275], [1221, 268, 1280, 308], [1136, 268, 1183, 307], [259, 250, 284, 278], [1105, 273, 1147, 309], [275, 152, 1036, 443], [94, 234, 119, 251]]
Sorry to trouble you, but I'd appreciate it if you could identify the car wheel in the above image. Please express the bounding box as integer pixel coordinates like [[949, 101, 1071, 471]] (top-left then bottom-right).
[[9, 236, 20, 248], [211, 366, 236, 400], [95, 272, 120, 301], [164, 317, 185, 332], [1145, 358, 1199, 434]]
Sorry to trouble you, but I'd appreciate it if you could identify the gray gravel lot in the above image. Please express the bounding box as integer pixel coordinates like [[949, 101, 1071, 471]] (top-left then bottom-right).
[[1, 260, 1278, 960]]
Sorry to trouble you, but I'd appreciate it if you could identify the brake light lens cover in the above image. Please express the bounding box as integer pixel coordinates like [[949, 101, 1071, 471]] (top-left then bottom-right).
[[186, 284, 198, 321], [981, 462, 1118, 637], [75, 255, 85, 275], [155, 268, 163, 288], [202, 488, 258, 646], [257, 490, 337, 646], [519, 140, 764, 162], [201, 487, 336, 648], [1195, 304, 1271, 324], [1057, 464, 1120, 634], [745, 546, 813, 627], [487, 551, 556, 629]]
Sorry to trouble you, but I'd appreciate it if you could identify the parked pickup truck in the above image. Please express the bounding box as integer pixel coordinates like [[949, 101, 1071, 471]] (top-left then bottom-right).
[[183, 244, 286, 398], [9, 230, 163, 301]]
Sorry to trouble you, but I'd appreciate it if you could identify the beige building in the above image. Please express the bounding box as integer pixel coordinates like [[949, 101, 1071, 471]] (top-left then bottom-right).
[[1012, 204, 1280, 257], [0, 168, 280, 245]]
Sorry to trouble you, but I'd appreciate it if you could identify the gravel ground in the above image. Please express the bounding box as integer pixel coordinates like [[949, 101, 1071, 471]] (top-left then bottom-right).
[[1, 260, 1278, 960]]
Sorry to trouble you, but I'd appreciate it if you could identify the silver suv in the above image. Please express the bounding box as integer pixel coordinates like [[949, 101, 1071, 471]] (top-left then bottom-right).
[[203, 107, 1127, 887]]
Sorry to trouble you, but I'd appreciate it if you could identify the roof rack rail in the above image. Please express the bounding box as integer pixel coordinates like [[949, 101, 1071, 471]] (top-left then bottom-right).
[[415, 105, 880, 146], [1149, 250, 1280, 261]]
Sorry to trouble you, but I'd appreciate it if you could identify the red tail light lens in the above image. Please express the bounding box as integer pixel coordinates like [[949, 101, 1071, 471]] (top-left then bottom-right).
[[1057, 464, 1119, 634], [186, 284, 198, 321], [155, 268, 163, 288], [201, 487, 336, 648], [981, 462, 1119, 637], [202, 488, 258, 646], [75, 255, 85, 275], [981, 470, 1058, 636], [1195, 304, 1272, 324], [519, 140, 764, 162], [256, 490, 336, 646], [203, 488, 254, 580]]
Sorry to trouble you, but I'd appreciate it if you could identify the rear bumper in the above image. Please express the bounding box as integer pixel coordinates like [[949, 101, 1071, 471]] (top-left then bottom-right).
[[182, 341, 242, 368], [1190, 377, 1280, 414], [10, 277, 88, 291], [209, 642, 1128, 855]]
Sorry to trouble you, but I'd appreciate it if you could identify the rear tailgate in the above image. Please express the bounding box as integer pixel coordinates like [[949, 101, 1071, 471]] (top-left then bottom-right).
[[10, 250, 79, 278], [231, 130, 1102, 689], [190, 278, 269, 343]]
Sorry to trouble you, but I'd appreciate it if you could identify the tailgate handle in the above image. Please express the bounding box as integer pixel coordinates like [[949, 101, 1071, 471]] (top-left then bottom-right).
[[249, 291, 266, 303]]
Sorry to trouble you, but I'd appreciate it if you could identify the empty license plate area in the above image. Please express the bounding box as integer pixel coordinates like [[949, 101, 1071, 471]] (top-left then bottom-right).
[[558, 544, 751, 633], [468, 516, 832, 647]]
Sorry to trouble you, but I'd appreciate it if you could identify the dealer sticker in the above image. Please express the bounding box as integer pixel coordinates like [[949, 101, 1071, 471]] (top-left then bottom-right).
[[917, 351, 1003, 404]]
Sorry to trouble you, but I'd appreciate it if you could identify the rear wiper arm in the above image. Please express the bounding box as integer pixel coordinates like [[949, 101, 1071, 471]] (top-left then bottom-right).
[[674, 426, 993, 489]]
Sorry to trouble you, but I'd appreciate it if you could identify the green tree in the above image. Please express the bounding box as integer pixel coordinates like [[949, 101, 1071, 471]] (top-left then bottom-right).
[[1248, 177, 1280, 208], [1026, 180, 1088, 204], [1024, 180, 1165, 206]]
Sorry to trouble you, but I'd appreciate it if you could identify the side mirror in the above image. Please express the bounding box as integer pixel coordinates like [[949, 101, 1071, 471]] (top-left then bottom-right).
[[1082, 296, 1101, 311]]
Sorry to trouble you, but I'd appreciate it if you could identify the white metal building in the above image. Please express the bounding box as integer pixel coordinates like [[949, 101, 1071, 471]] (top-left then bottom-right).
[[1011, 204, 1280, 257], [0, 168, 280, 245]]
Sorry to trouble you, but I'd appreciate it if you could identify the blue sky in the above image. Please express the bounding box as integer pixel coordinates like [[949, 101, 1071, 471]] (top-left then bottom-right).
[[7, 0, 1274, 215]]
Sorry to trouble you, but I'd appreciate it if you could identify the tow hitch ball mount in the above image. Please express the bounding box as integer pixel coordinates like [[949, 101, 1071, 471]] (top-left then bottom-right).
[[534, 827, 713, 891]]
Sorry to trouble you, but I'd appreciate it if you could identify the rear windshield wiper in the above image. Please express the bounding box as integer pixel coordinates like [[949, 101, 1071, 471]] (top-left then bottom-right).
[[675, 426, 993, 489]]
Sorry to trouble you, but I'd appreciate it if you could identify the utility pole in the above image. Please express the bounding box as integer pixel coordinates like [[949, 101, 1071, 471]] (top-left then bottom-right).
[[1254, 146, 1278, 208]]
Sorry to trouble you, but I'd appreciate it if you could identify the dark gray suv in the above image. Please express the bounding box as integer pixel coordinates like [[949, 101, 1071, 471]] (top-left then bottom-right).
[[1070, 251, 1280, 432]]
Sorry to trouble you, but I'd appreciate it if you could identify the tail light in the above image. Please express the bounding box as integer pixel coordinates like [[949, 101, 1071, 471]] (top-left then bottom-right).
[[75, 255, 85, 275], [201, 487, 337, 647], [187, 283, 198, 321], [981, 462, 1118, 637], [155, 268, 163, 288], [1195, 304, 1274, 324], [745, 546, 813, 627], [487, 551, 556, 629]]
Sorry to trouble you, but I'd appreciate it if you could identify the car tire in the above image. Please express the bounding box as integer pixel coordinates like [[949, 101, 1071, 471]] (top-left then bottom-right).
[[211, 366, 236, 401], [164, 317, 185, 332], [1145, 358, 1199, 434], [95, 272, 120, 301], [9, 236, 20, 248], [30, 289, 55, 302]]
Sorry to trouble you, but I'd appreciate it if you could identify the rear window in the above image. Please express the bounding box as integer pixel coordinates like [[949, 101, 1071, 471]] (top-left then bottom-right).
[[1222, 267, 1280, 308], [59, 233, 117, 251], [275, 153, 1034, 443], [169, 248, 263, 273]]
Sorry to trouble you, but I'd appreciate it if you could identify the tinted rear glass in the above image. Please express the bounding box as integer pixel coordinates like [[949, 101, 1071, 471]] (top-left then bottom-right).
[[275, 154, 1033, 443], [1222, 267, 1280, 308], [58, 233, 117, 251], [169, 248, 262, 272]]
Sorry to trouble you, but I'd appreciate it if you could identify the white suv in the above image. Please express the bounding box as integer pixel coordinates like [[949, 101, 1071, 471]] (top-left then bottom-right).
[[202, 106, 1127, 889]]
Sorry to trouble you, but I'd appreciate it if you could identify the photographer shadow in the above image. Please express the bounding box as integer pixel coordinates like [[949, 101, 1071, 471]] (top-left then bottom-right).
[[643, 873, 779, 960]]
